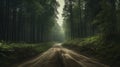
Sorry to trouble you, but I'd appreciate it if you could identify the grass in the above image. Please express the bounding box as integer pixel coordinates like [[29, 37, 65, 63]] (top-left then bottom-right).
[[62, 35, 120, 67], [0, 42, 54, 67]]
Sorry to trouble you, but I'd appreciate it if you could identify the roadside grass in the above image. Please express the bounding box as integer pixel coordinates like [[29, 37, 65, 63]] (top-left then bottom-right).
[[0, 42, 54, 67], [62, 36, 120, 67]]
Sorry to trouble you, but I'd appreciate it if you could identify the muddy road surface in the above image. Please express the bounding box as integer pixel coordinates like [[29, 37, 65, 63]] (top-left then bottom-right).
[[18, 44, 109, 67]]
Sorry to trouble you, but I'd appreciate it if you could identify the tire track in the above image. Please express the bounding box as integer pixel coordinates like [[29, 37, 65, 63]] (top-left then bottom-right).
[[18, 44, 109, 67]]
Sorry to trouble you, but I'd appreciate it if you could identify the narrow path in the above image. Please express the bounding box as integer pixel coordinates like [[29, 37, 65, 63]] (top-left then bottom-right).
[[18, 43, 109, 67]]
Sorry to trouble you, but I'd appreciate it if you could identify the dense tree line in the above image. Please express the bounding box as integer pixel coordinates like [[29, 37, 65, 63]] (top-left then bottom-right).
[[0, 0, 63, 43], [63, 0, 100, 40], [63, 0, 120, 66], [94, 0, 120, 42], [0, 0, 120, 43], [63, 0, 120, 41]]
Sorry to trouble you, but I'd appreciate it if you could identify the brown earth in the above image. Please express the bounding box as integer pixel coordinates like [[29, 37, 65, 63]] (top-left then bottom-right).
[[18, 44, 109, 67]]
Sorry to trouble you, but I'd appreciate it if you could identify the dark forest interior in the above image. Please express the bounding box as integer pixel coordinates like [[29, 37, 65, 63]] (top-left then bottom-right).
[[0, 0, 120, 67]]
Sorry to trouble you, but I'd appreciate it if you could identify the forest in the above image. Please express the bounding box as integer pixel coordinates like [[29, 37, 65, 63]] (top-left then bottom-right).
[[0, 0, 120, 67]]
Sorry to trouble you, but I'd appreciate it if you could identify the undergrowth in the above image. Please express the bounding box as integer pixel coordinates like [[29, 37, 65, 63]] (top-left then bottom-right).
[[63, 35, 120, 67], [0, 42, 54, 67]]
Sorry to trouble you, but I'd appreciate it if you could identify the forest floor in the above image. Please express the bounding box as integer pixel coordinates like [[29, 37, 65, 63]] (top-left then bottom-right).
[[17, 43, 109, 67]]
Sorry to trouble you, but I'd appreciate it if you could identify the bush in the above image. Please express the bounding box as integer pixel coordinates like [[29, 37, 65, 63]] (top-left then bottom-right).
[[63, 35, 120, 67], [0, 42, 54, 67]]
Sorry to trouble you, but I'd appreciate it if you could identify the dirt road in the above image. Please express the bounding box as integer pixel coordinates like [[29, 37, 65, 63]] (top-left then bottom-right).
[[18, 44, 109, 67]]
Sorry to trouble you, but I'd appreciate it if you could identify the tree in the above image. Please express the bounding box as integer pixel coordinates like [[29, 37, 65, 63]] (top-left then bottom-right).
[[63, 0, 100, 40], [93, 0, 119, 42], [0, 0, 60, 43]]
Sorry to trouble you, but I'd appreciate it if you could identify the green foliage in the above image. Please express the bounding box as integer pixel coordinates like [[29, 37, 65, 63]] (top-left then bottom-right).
[[93, 0, 118, 41], [63, 35, 100, 54], [63, 0, 120, 66], [0, 42, 54, 67], [63, 35, 120, 66]]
